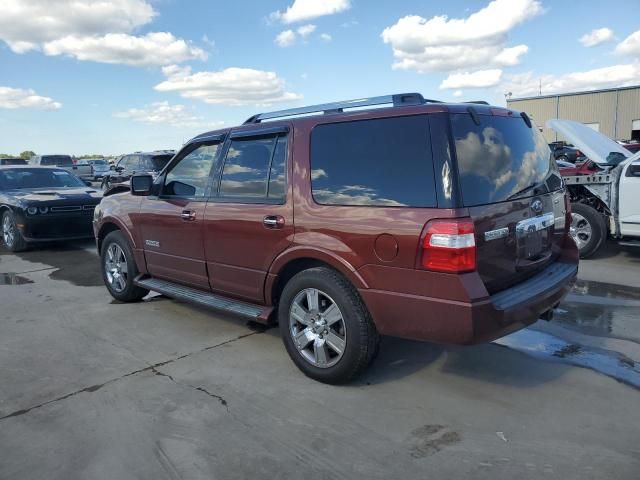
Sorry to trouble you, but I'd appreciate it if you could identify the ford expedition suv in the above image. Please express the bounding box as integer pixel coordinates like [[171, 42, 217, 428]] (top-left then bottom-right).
[[94, 93, 578, 384]]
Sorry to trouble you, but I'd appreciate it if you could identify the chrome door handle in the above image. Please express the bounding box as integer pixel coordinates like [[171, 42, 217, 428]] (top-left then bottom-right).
[[181, 210, 196, 221], [263, 215, 285, 228]]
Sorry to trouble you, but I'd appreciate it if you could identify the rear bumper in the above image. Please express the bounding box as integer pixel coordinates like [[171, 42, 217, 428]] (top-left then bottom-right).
[[360, 260, 577, 345]]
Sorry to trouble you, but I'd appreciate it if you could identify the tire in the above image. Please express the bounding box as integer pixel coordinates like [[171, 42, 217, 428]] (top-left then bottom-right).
[[101, 178, 111, 193], [100, 230, 149, 302], [570, 203, 606, 258], [2, 210, 28, 252], [278, 267, 379, 384]]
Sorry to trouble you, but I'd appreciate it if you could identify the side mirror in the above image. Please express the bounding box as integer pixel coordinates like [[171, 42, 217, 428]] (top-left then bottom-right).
[[131, 174, 154, 196]]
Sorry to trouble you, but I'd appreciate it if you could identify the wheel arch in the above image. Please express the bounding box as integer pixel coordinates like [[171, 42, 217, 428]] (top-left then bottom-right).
[[266, 247, 368, 305], [96, 218, 137, 253]]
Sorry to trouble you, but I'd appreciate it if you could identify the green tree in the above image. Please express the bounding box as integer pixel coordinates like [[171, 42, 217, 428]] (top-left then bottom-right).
[[20, 150, 35, 160]]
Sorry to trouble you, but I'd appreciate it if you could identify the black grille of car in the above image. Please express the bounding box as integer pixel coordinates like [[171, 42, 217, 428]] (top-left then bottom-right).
[[49, 205, 96, 213]]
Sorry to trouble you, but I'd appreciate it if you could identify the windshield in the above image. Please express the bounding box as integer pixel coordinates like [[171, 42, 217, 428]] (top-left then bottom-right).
[[89, 160, 107, 165], [452, 114, 559, 206], [41, 155, 73, 167], [0, 168, 86, 190]]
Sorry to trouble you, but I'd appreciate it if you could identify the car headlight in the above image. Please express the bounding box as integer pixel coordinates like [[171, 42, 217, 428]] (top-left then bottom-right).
[[27, 207, 38, 215], [39, 206, 49, 214]]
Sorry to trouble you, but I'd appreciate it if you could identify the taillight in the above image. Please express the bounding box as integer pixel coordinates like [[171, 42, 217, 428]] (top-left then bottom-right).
[[421, 218, 476, 273]]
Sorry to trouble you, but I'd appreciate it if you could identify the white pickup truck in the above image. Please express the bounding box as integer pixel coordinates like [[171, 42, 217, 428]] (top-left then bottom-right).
[[30, 155, 94, 182], [547, 119, 640, 257]]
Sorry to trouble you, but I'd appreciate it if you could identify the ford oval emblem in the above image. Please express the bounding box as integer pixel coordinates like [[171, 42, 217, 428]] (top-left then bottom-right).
[[530, 199, 543, 213]]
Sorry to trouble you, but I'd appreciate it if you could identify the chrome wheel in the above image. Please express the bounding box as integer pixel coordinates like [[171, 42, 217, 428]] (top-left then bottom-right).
[[289, 288, 347, 368], [2, 215, 15, 247], [104, 243, 128, 292], [570, 213, 592, 250]]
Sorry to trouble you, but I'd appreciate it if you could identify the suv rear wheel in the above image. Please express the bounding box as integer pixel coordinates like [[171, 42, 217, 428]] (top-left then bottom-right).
[[101, 230, 149, 302], [279, 267, 379, 384], [570, 203, 606, 258]]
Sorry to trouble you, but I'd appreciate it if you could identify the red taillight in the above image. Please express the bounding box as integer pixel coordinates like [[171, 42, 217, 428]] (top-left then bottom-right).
[[421, 218, 476, 273]]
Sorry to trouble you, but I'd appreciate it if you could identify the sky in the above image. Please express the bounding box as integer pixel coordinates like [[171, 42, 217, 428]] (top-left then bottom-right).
[[0, 0, 639, 155]]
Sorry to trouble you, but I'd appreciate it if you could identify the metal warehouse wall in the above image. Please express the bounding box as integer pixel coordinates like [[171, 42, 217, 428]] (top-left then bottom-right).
[[507, 86, 640, 143]]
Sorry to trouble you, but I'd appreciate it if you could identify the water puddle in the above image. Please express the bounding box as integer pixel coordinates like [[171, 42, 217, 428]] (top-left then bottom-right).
[[495, 329, 640, 389], [0, 273, 33, 285], [570, 279, 640, 301]]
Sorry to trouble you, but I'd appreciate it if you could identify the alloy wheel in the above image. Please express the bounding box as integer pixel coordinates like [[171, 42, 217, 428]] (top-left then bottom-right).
[[289, 288, 347, 368], [2, 215, 15, 247], [570, 213, 592, 250], [104, 243, 128, 292]]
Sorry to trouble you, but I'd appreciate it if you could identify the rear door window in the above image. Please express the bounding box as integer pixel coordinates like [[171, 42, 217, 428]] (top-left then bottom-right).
[[310, 115, 436, 207], [41, 155, 73, 167], [451, 114, 558, 206]]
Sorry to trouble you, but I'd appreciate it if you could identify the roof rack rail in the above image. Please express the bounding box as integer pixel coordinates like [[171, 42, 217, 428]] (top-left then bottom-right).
[[243, 93, 439, 124], [464, 101, 490, 105]]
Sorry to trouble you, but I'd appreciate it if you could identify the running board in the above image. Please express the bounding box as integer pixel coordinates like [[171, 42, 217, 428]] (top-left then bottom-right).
[[135, 276, 272, 322], [618, 240, 640, 248]]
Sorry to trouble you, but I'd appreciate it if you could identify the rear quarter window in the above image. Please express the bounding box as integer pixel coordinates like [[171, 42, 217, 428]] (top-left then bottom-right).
[[310, 115, 436, 207]]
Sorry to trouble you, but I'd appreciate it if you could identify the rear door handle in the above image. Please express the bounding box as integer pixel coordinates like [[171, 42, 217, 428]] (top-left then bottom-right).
[[181, 210, 196, 221], [263, 215, 285, 229]]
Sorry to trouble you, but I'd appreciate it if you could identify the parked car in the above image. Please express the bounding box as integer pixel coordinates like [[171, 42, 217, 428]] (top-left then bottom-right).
[[0, 158, 28, 166], [0, 166, 101, 252], [621, 142, 640, 154], [548, 141, 586, 163], [549, 119, 640, 257], [94, 93, 578, 384], [81, 158, 110, 181], [101, 151, 174, 192], [31, 154, 93, 181]]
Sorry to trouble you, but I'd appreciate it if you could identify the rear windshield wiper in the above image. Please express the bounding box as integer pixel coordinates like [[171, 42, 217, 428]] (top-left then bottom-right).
[[506, 181, 545, 201]]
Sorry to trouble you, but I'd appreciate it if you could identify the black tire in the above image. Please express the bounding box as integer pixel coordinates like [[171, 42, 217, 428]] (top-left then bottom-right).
[[570, 203, 606, 258], [100, 230, 149, 302], [279, 267, 379, 384], [1, 210, 28, 252]]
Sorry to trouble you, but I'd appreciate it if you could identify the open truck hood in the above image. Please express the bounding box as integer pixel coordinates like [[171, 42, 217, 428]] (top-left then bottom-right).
[[546, 119, 640, 165]]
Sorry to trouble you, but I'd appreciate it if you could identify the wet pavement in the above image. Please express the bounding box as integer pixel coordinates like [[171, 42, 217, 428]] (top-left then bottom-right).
[[0, 240, 639, 479]]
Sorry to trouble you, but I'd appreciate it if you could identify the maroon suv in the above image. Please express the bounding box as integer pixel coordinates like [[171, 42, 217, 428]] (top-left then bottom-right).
[[94, 93, 578, 384]]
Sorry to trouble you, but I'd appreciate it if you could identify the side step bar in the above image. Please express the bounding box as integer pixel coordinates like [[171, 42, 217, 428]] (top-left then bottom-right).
[[135, 276, 273, 323]]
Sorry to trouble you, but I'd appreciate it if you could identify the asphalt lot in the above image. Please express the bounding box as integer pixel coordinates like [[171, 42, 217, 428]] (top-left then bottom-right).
[[0, 240, 639, 479]]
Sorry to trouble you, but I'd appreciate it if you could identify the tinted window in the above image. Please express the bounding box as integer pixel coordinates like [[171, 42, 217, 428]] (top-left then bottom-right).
[[451, 114, 555, 206], [268, 136, 287, 200], [150, 154, 173, 170], [219, 137, 275, 198], [41, 155, 73, 167], [0, 168, 85, 190], [310, 116, 436, 207], [164, 143, 219, 197]]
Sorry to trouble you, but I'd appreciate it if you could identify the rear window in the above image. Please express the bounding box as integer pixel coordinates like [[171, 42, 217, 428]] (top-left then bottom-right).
[[451, 114, 556, 206], [41, 155, 73, 167], [149, 154, 173, 169], [310, 116, 436, 207]]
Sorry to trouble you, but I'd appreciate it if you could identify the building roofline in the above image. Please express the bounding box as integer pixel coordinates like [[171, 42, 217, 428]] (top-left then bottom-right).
[[507, 84, 640, 102]]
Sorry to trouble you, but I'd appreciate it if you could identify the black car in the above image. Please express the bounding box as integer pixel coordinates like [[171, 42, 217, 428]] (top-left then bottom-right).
[[101, 151, 174, 192], [0, 166, 101, 252], [0, 158, 28, 166], [548, 141, 586, 163]]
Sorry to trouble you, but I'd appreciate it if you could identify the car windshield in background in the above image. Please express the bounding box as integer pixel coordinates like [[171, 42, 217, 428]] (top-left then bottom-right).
[[0, 158, 27, 165], [88, 160, 107, 165], [41, 155, 73, 167], [150, 155, 173, 169], [0, 168, 86, 190], [451, 114, 556, 207]]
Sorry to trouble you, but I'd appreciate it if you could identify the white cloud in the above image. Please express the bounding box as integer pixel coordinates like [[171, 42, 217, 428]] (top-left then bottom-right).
[[453, 90, 464, 98], [0, 86, 61, 110], [381, 0, 542, 72], [501, 64, 640, 98], [297, 24, 317, 37], [271, 0, 350, 24], [615, 30, 640, 58], [440, 69, 503, 89], [43, 32, 207, 66], [114, 101, 222, 129], [579, 28, 614, 47], [275, 30, 297, 47], [0, 0, 155, 53], [155, 66, 303, 106], [320, 33, 333, 42]]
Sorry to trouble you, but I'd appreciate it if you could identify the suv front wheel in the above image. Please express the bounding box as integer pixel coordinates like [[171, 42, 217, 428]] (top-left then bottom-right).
[[101, 230, 149, 302], [279, 267, 379, 384]]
